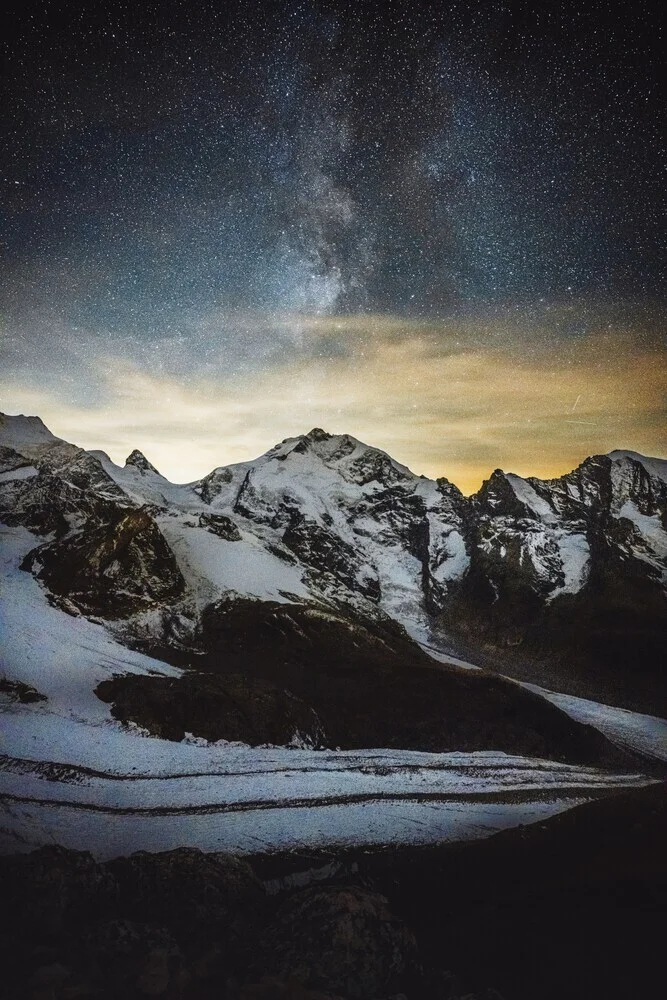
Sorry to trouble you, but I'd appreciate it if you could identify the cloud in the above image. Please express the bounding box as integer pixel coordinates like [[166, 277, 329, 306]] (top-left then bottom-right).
[[2, 313, 665, 493]]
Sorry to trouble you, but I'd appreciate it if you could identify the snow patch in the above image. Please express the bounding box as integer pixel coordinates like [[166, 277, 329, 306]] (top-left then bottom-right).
[[0, 525, 180, 725], [157, 519, 311, 605], [0, 466, 38, 483], [506, 474, 557, 523], [552, 532, 590, 597]]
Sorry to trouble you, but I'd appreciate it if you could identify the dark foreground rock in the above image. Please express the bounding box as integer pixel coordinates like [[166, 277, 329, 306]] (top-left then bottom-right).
[[0, 846, 267, 999], [2, 783, 664, 999], [84, 919, 188, 998], [108, 847, 266, 946], [251, 885, 419, 998], [0, 845, 117, 939], [248, 781, 667, 1000]]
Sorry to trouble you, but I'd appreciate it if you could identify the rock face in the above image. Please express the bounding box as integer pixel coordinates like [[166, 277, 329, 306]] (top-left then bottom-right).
[[125, 448, 161, 475], [194, 598, 627, 765], [0, 677, 46, 704], [0, 450, 126, 537], [254, 885, 419, 999], [26, 505, 186, 617], [198, 510, 242, 540], [442, 454, 667, 700]]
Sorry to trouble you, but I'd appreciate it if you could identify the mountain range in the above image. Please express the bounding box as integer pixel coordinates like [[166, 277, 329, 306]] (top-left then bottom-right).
[[2, 412, 665, 689], [1, 410, 665, 761]]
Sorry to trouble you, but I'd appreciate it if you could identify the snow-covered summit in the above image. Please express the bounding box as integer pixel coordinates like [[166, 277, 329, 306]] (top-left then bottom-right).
[[191, 426, 466, 621], [608, 449, 667, 484], [197, 427, 418, 505], [267, 428, 416, 482]]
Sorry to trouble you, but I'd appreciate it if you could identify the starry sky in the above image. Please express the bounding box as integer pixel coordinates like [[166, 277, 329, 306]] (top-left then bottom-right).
[[2, 0, 665, 491]]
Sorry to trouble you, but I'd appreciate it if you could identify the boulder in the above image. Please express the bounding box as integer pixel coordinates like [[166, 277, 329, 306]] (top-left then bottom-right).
[[84, 918, 187, 997], [253, 885, 419, 999], [108, 848, 266, 947], [0, 846, 117, 939]]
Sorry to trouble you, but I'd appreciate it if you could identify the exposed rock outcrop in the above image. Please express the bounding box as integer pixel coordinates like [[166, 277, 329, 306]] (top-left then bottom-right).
[[26, 506, 186, 617], [96, 670, 325, 747]]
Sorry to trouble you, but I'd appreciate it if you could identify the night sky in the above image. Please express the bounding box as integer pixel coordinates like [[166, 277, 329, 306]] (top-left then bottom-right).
[[2, 1, 665, 490]]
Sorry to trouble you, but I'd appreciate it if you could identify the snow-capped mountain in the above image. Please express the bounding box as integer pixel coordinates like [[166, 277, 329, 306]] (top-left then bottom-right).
[[1, 413, 665, 690]]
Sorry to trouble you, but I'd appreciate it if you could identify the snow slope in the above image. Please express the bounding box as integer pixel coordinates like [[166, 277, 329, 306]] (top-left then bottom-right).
[[0, 414, 58, 450], [521, 684, 667, 763], [0, 525, 181, 724], [157, 518, 312, 607]]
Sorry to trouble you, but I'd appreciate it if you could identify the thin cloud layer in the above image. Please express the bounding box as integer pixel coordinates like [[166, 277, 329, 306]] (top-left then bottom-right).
[[3, 316, 664, 493]]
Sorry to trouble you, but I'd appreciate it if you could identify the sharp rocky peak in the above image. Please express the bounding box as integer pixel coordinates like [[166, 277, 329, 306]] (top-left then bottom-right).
[[125, 449, 161, 476]]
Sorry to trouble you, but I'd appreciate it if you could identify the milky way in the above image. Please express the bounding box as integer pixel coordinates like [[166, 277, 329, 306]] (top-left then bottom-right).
[[1, 1, 665, 486]]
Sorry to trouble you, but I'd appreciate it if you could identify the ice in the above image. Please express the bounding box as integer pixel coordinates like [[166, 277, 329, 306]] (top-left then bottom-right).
[[0, 707, 653, 858], [158, 519, 312, 605], [618, 501, 667, 572], [552, 532, 590, 596]]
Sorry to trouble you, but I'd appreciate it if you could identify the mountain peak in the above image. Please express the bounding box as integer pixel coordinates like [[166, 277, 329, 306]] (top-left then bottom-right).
[[0, 412, 58, 449], [125, 449, 160, 475], [304, 427, 333, 443], [607, 450, 667, 483]]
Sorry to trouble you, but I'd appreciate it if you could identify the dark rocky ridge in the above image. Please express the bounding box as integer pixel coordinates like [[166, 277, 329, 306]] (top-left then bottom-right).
[[110, 596, 638, 769], [442, 456, 667, 711], [24, 505, 186, 617], [125, 449, 161, 475], [96, 670, 325, 747]]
